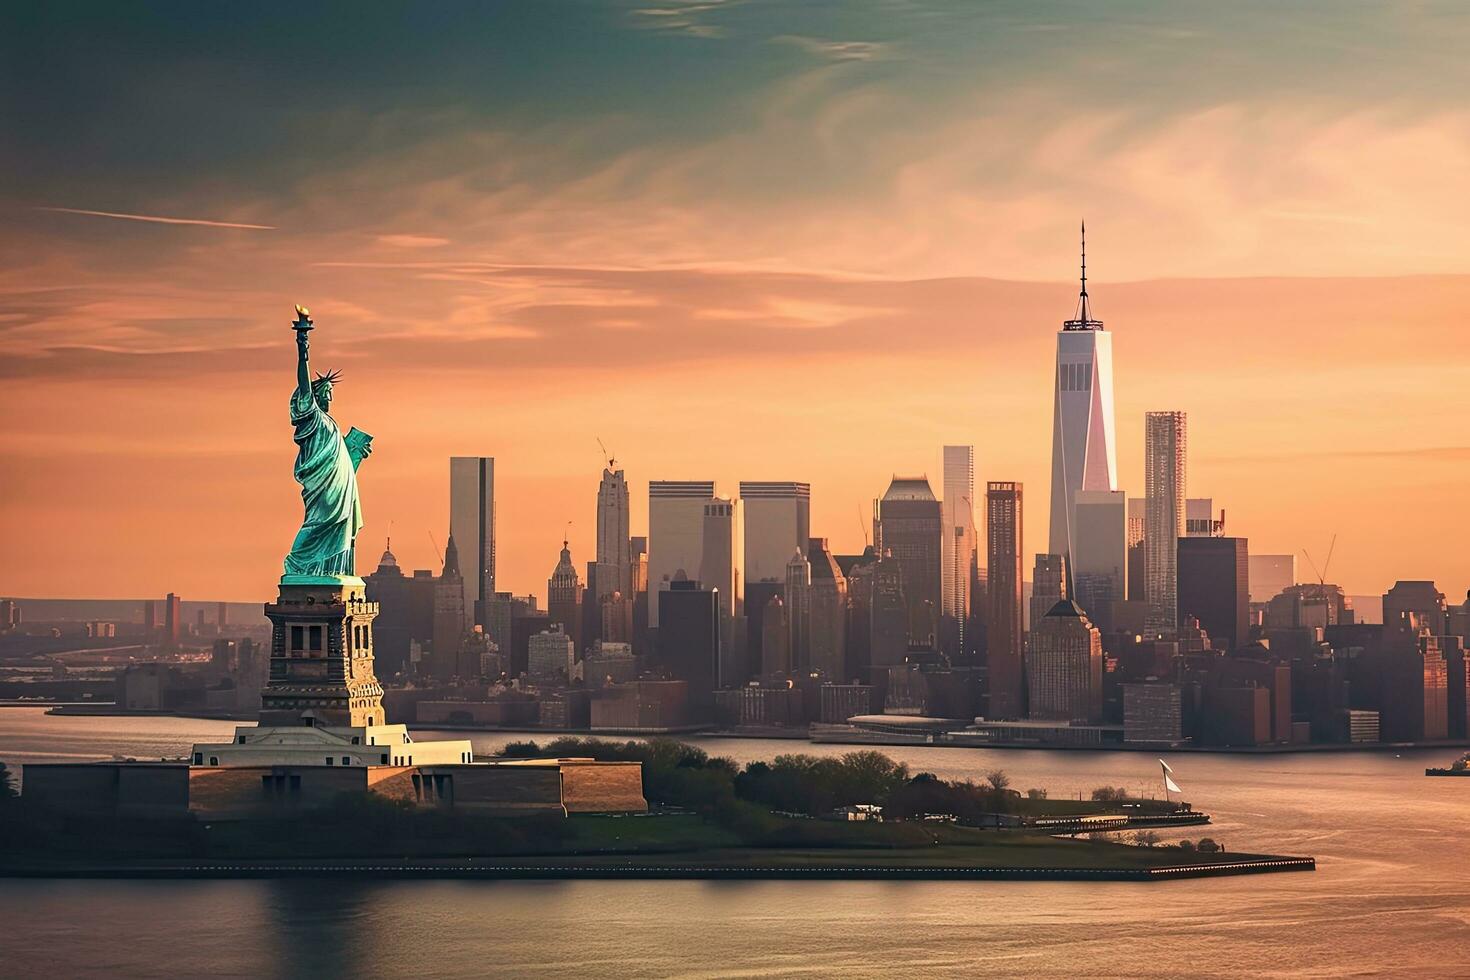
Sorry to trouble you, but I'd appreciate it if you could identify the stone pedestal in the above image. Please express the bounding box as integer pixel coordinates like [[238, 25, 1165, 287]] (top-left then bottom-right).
[[260, 577, 385, 727]]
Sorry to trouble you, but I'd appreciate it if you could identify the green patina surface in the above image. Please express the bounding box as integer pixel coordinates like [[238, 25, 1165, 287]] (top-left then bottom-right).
[[282, 308, 370, 582]]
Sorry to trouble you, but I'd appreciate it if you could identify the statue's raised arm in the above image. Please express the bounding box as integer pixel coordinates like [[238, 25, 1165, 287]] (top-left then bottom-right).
[[293, 304, 313, 398]]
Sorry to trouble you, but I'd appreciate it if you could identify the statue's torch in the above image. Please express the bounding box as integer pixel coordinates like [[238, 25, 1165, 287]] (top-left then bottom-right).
[[292, 304, 314, 334]]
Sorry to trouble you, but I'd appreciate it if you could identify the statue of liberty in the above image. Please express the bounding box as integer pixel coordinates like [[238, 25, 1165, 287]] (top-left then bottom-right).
[[282, 305, 373, 581]]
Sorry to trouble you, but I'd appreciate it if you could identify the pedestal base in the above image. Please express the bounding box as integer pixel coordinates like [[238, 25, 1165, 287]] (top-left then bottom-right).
[[261, 581, 385, 728]]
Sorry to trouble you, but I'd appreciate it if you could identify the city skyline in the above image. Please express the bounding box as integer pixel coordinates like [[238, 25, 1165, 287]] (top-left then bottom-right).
[[6, 4, 1470, 601]]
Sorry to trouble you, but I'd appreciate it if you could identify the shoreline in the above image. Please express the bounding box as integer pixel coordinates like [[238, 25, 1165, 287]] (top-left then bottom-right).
[[0, 853, 1315, 882]]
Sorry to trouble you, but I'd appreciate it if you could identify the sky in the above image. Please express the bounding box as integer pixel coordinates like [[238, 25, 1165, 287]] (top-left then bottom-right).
[[3, 1, 1470, 603]]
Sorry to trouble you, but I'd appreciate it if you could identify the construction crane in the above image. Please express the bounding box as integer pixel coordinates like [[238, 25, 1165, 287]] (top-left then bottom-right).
[[596, 436, 616, 471], [1302, 534, 1337, 586]]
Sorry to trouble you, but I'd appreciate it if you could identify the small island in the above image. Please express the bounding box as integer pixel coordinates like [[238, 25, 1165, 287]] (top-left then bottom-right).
[[0, 740, 1313, 881], [1426, 752, 1470, 776]]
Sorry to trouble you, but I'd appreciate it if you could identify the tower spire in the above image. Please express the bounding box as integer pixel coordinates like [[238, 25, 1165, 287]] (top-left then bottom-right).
[[1077, 219, 1091, 322], [1066, 219, 1101, 329]]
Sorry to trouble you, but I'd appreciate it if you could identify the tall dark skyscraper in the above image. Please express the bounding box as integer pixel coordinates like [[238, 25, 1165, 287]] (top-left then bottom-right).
[[658, 575, 721, 710], [986, 481, 1024, 719], [450, 456, 496, 626], [164, 592, 181, 647], [876, 476, 942, 647], [1177, 536, 1249, 651]]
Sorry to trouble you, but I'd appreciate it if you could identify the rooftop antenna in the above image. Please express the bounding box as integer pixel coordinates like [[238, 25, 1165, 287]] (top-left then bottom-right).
[[428, 529, 441, 564], [564, 520, 573, 549], [596, 436, 616, 471], [858, 505, 870, 549]]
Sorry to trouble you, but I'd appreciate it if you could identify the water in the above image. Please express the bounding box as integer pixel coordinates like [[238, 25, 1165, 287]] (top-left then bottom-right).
[[2, 707, 1467, 977]]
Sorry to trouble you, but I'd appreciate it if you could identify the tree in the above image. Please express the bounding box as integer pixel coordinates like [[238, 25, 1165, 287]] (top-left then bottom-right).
[[1197, 837, 1221, 853], [1026, 788, 1048, 800], [984, 770, 1010, 793], [1091, 786, 1129, 802], [1131, 830, 1161, 847], [1178, 839, 1196, 851]]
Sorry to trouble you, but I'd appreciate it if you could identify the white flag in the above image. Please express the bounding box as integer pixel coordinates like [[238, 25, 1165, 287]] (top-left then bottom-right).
[[1164, 774, 1182, 793], [1159, 758, 1174, 774]]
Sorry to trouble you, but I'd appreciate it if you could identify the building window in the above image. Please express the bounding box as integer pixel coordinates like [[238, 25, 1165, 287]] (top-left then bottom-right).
[[209, 756, 218, 766], [238, 735, 246, 744], [325, 757, 333, 765], [193, 752, 203, 765], [351, 736, 360, 744], [291, 625, 304, 650], [309, 625, 323, 651], [342, 756, 351, 766]]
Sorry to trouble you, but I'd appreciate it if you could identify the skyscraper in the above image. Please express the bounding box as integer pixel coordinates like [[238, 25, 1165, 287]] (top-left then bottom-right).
[[1026, 599, 1104, 723], [431, 534, 466, 679], [806, 537, 848, 679], [1126, 497, 1146, 602], [739, 481, 810, 587], [986, 481, 1024, 719], [1029, 554, 1067, 631], [164, 592, 181, 647], [1072, 489, 1127, 632], [658, 575, 721, 709], [785, 549, 812, 670], [1177, 535, 1249, 651], [941, 446, 976, 623], [547, 536, 584, 654], [877, 476, 943, 647], [595, 466, 631, 601], [647, 480, 716, 628], [449, 456, 495, 625], [1048, 224, 1119, 579], [1144, 411, 1187, 634], [699, 496, 742, 621]]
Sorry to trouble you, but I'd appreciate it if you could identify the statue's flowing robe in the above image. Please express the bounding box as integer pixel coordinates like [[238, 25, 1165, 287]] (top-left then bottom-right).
[[283, 387, 362, 577]]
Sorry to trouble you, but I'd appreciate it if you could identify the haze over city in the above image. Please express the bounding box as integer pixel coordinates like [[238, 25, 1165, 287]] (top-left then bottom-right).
[[5, 2, 1470, 601]]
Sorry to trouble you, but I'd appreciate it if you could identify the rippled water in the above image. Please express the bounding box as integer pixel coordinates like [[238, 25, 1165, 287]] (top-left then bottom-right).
[[2, 708, 1467, 978]]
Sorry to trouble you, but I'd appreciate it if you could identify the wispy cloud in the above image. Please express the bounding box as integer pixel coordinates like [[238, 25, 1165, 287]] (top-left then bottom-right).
[[772, 35, 889, 62], [376, 233, 450, 248], [35, 207, 274, 230]]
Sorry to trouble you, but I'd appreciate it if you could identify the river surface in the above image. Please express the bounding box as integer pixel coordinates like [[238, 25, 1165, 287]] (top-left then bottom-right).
[[1, 707, 1466, 978]]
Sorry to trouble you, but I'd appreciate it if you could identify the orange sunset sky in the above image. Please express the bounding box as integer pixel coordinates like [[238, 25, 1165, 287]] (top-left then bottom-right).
[[2, 3, 1469, 603]]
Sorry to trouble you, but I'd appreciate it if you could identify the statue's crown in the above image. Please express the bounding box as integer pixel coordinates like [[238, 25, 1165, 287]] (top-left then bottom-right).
[[312, 369, 342, 390]]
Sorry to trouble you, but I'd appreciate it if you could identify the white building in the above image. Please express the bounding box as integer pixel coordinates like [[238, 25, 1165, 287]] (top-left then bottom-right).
[[739, 481, 810, 586], [1048, 226, 1118, 577], [595, 466, 631, 600], [941, 445, 976, 621], [647, 480, 716, 627], [449, 456, 495, 624], [191, 723, 473, 769], [1145, 411, 1187, 634]]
